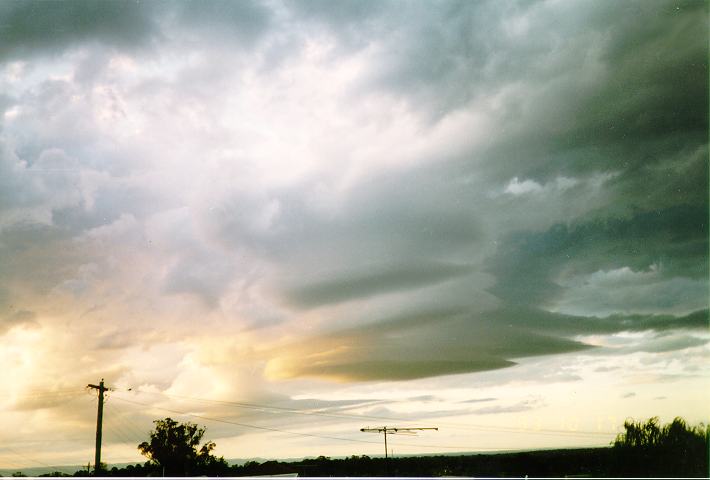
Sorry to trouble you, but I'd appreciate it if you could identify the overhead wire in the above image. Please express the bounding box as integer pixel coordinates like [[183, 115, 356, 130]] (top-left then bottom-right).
[[132, 389, 614, 438], [112, 395, 386, 446], [0, 446, 75, 475], [0, 383, 612, 472], [106, 401, 150, 442], [111, 395, 528, 452]]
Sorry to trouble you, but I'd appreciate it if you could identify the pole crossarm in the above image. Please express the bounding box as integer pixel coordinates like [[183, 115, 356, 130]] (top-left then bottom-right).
[[361, 426, 438, 434], [360, 426, 438, 460], [87, 379, 109, 476]]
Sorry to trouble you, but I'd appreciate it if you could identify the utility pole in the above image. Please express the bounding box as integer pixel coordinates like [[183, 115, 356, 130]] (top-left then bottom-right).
[[87, 379, 108, 475], [361, 426, 437, 475]]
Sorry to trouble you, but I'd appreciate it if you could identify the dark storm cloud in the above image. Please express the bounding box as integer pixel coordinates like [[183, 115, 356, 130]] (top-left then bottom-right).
[[270, 307, 592, 382], [270, 306, 707, 382], [631, 334, 708, 354], [211, 163, 485, 312], [288, 0, 706, 135], [489, 308, 708, 336], [176, 0, 272, 45], [288, 0, 535, 116], [0, 0, 706, 389], [409, 0, 709, 251], [0, 0, 273, 63], [487, 204, 708, 307], [285, 262, 474, 308], [295, 359, 516, 382], [0, 0, 157, 61], [216, 0, 708, 328]]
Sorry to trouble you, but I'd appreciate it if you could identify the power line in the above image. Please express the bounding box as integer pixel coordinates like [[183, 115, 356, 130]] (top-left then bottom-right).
[[111, 395, 385, 446], [0, 446, 75, 475], [132, 389, 614, 438], [110, 395, 514, 452], [104, 415, 142, 449]]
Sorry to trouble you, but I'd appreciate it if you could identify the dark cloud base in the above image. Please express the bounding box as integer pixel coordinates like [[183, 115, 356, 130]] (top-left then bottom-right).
[[271, 308, 706, 382]]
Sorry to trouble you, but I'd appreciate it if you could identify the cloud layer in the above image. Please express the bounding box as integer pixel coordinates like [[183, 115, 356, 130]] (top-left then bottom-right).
[[0, 0, 707, 466]]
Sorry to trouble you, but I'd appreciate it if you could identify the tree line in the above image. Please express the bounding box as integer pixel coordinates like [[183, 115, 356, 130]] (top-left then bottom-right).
[[9, 415, 708, 477]]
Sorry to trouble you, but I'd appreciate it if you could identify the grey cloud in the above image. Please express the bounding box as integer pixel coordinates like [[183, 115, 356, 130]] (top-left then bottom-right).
[[487, 204, 708, 308], [0, 309, 37, 334], [11, 390, 86, 412], [289, 0, 386, 28], [162, 255, 237, 308], [269, 307, 706, 382], [0, 0, 275, 63], [406, 395, 440, 402], [290, 0, 537, 118], [618, 334, 708, 355], [0, 0, 705, 410], [0, 0, 158, 61], [291, 0, 706, 139], [213, 162, 483, 266], [296, 359, 516, 383], [284, 262, 474, 308], [0, 222, 80, 296], [594, 365, 619, 373], [471, 1, 707, 181], [186, 0, 706, 325], [0, 141, 83, 217], [175, 0, 272, 45], [471, 399, 543, 415], [488, 309, 708, 341], [3, 75, 147, 181], [269, 308, 592, 382], [209, 163, 486, 313], [93, 329, 147, 350], [642, 335, 710, 353], [356, 404, 471, 422], [460, 397, 497, 404], [51, 180, 167, 233]]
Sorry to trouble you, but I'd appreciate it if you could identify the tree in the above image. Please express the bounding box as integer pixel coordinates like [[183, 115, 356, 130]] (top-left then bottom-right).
[[138, 417, 227, 476], [612, 416, 708, 476]]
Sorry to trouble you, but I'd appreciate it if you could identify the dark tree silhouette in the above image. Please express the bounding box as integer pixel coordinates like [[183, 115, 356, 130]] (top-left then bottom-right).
[[137, 417, 228, 476], [613, 416, 708, 477]]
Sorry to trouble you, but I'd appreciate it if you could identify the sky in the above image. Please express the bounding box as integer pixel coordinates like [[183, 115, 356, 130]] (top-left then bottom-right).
[[0, 0, 708, 470]]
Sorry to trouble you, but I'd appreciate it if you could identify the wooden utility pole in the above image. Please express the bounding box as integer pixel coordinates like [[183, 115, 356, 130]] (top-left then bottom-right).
[[87, 379, 108, 475]]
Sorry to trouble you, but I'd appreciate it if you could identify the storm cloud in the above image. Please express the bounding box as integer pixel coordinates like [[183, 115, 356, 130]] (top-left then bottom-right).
[[0, 0, 707, 466]]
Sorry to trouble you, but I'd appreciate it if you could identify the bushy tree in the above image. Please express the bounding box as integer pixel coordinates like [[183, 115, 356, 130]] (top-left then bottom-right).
[[613, 416, 708, 476], [138, 417, 228, 476]]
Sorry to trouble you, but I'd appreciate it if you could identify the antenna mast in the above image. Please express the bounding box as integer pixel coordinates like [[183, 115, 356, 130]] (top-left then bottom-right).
[[360, 426, 438, 459]]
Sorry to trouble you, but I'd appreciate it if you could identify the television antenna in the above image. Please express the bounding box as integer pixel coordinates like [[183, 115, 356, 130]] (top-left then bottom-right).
[[360, 426, 438, 458]]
